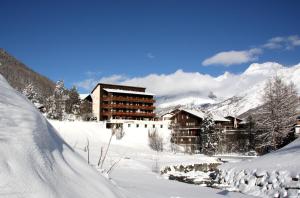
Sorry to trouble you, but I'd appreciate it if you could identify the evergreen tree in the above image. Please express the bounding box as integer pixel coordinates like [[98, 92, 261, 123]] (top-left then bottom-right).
[[80, 99, 93, 121], [46, 80, 68, 120], [65, 86, 81, 115], [22, 83, 41, 105], [256, 76, 299, 152], [200, 112, 219, 155]]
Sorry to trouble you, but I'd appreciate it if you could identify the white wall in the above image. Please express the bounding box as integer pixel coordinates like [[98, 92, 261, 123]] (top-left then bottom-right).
[[91, 85, 100, 120]]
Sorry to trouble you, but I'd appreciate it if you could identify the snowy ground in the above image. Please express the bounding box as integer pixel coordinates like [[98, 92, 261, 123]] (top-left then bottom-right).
[[219, 138, 300, 197], [49, 120, 253, 198], [0, 74, 122, 198]]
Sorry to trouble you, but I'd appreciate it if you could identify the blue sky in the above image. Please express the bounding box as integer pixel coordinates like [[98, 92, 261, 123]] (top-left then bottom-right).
[[0, 0, 300, 93]]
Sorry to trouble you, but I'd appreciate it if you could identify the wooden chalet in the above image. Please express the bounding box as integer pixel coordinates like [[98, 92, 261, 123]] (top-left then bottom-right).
[[91, 83, 156, 121], [170, 109, 230, 153], [170, 108, 253, 153]]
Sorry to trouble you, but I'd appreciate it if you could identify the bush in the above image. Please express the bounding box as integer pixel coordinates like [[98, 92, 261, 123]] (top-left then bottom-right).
[[148, 129, 164, 152]]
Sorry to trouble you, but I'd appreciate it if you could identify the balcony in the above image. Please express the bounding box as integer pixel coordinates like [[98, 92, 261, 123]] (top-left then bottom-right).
[[102, 96, 155, 103], [102, 111, 156, 118], [101, 103, 155, 110]]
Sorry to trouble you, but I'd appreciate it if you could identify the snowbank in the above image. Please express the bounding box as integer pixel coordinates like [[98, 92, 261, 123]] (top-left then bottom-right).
[[0, 74, 122, 198], [219, 138, 300, 197]]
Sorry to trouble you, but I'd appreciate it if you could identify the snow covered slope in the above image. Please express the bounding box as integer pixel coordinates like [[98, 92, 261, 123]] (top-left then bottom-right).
[[0, 74, 122, 198], [219, 138, 300, 197], [157, 62, 300, 117]]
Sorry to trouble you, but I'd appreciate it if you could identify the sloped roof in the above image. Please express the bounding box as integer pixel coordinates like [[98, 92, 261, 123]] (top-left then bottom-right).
[[179, 108, 230, 122], [79, 94, 90, 100]]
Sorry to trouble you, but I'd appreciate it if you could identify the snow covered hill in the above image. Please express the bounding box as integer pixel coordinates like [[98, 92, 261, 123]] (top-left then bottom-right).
[[0, 74, 122, 198], [219, 138, 300, 197], [157, 62, 300, 117]]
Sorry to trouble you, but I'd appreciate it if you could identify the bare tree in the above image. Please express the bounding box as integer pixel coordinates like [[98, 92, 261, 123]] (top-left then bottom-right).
[[148, 128, 164, 152], [256, 76, 299, 152]]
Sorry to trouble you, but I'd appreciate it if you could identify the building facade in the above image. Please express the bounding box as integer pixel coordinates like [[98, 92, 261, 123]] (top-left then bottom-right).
[[169, 108, 253, 153], [170, 109, 203, 152], [91, 83, 156, 121]]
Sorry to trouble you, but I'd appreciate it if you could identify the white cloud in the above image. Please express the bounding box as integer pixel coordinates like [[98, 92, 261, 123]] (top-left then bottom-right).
[[202, 48, 262, 66], [75, 62, 300, 102], [74, 74, 127, 91], [147, 52, 155, 59], [264, 35, 300, 50], [203, 35, 300, 66]]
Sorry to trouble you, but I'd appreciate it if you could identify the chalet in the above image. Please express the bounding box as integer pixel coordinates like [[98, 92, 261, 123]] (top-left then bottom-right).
[[221, 116, 252, 153], [169, 108, 254, 153], [170, 109, 230, 153], [90, 83, 156, 121]]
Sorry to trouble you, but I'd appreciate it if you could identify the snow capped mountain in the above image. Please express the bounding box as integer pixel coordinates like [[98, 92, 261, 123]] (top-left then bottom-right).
[[156, 62, 300, 117]]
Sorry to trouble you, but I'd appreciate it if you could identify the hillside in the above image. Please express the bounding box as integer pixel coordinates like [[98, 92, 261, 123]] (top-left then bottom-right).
[[0, 49, 55, 99], [0, 74, 122, 198]]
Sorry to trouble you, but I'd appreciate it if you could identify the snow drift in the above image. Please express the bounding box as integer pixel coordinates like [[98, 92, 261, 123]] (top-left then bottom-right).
[[0, 74, 122, 198], [219, 138, 300, 197]]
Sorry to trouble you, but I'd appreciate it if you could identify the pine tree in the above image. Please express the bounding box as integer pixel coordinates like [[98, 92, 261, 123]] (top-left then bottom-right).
[[22, 83, 41, 105], [65, 86, 81, 115], [256, 76, 299, 152], [46, 80, 68, 120], [200, 112, 219, 155]]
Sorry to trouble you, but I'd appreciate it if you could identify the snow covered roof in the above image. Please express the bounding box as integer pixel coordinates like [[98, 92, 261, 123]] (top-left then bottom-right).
[[103, 88, 155, 96], [179, 108, 230, 122], [79, 94, 90, 100], [181, 108, 205, 119]]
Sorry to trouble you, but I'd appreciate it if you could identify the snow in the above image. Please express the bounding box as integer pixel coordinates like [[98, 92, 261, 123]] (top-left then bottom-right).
[[0, 74, 122, 198], [79, 93, 90, 100], [49, 120, 253, 198], [178, 108, 230, 122], [157, 62, 300, 117], [219, 138, 300, 197], [158, 96, 216, 108], [103, 88, 155, 96]]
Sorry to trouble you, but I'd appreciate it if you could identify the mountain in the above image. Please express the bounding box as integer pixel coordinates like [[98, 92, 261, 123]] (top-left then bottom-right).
[[156, 62, 300, 117], [0, 49, 55, 100]]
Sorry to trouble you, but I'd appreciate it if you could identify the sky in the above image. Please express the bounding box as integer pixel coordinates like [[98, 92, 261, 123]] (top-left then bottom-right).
[[0, 0, 300, 95]]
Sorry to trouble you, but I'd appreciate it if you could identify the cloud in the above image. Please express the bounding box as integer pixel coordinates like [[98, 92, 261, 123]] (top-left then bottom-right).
[[75, 62, 300, 103], [203, 35, 300, 66], [147, 52, 155, 59], [263, 35, 300, 50], [202, 48, 262, 66], [74, 74, 128, 92]]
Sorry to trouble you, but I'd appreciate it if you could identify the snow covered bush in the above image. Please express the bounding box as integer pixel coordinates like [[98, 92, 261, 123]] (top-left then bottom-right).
[[22, 83, 42, 105]]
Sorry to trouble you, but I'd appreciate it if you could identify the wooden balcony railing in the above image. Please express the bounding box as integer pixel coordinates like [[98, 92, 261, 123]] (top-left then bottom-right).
[[102, 111, 156, 117], [102, 96, 155, 103], [101, 104, 155, 110]]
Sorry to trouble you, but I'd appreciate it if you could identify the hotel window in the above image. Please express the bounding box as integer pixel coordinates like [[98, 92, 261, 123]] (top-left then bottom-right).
[[136, 124, 139, 128], [128, 124, 131, 128], [145, 124, 147, 128], [160, 125, 163, 128], [153, 124, 155, 128]]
